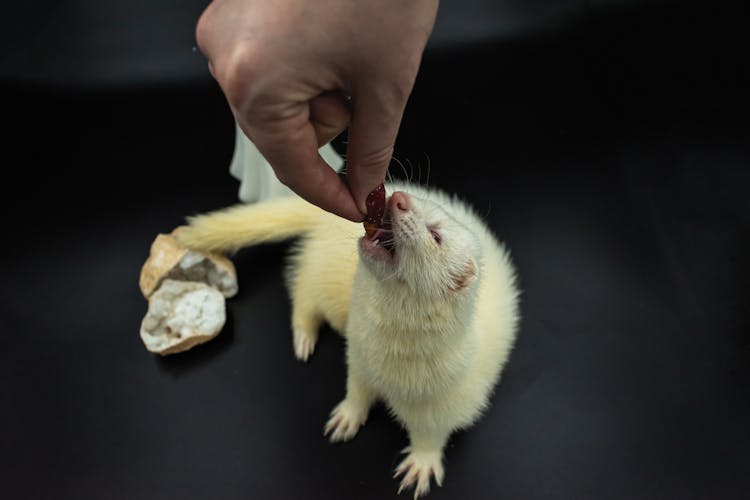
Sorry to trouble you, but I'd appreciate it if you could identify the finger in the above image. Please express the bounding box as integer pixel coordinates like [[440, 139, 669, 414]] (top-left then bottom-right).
[[242, 104, 362, 222], [195, 1, 221, 60], [196, 2, 255, 92], [345, 82, 410, 213], [310, 92, 351, 147]]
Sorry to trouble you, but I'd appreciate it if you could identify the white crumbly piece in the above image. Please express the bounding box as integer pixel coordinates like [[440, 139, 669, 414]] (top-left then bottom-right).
[[177, 183, 519, 498], [140, 279, 226, 355]]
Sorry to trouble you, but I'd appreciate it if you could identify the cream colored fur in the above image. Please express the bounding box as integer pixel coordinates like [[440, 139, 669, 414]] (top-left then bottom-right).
[[178, 183, 519, 498]]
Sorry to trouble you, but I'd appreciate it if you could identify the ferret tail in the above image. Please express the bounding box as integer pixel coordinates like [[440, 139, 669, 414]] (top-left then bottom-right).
[[177, 196, 324, 253]]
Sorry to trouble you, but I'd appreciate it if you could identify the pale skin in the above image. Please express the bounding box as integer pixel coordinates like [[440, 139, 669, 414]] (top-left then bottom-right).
[[196, 0, 440, 221]]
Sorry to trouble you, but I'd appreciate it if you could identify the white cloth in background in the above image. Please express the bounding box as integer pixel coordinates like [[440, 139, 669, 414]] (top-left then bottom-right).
[[229, 122, 344, 203]]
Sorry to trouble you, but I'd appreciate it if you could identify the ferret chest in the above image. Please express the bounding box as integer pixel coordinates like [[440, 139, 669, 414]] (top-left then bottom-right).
[[348, 317, 470, 401]]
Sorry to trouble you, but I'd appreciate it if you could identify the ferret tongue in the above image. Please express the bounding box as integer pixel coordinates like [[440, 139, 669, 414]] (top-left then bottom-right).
[[363, 183, 386, 238]]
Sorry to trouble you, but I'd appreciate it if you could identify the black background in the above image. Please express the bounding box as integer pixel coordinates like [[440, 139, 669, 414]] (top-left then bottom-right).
[[2, 1, 749, 499]]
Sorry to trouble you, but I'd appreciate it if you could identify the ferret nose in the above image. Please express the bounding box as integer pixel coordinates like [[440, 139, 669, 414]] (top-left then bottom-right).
[[389, 191, 411, 212]]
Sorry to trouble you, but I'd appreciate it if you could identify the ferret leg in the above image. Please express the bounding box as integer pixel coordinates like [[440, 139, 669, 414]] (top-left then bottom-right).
[[323, 368, 375, 443], [394, 424, 449, 498], [290, 298, 321, 362]]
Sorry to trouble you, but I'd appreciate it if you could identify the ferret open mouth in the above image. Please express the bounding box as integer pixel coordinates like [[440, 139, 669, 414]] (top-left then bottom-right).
[[361, 220, 396, 262], [371, 224, 396, 255]]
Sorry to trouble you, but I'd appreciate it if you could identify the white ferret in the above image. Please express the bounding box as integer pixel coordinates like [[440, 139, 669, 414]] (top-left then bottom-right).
[[177, 183, 519, 498]]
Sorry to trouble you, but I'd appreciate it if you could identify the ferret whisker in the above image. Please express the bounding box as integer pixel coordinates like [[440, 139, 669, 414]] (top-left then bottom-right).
[[423, 152, 431, 189], [482, 201, 492, 222], [392, 155, 411, 186], [411, 157, 422, 187], [405, 157, 415, 185], [386, 168, 394, 184]]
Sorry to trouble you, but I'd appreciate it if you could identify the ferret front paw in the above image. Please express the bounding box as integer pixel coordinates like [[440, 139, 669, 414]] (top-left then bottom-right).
[[293, 329, 318, 362], [393, 447, 444, 498], [323, 399, 368, 443]]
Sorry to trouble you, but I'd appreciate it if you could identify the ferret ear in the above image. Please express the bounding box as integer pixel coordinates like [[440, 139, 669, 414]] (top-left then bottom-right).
[[449, 258, 477, 292]]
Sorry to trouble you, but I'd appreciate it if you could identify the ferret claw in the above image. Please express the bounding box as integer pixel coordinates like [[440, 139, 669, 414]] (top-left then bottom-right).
[[323, 400, 367, 443], [393, 449, 444, 498], [293, 329, 317, 362]]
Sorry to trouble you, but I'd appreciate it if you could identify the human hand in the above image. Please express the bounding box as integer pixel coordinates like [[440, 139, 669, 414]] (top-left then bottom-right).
[[196, 0, 439, 221]]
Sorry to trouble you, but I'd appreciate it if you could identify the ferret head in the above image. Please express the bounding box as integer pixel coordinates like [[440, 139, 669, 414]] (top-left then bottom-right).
[[358, 191, 480, 298]]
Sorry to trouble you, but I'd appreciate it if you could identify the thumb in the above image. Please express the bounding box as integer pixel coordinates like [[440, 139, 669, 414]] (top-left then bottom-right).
[[345, 84, 409, 213]]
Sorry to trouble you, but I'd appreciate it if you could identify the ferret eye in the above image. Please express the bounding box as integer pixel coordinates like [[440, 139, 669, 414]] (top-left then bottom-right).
[[430, 229, 442, 245]]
